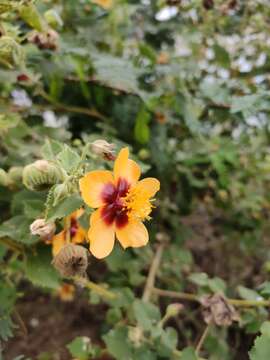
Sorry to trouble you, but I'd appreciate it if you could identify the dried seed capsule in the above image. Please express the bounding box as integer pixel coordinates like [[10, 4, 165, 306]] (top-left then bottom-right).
[[23, 160, 64, 191], [52, 244, 89, 278], [30, 218, 56, 241], [90, 139, 115, 160]]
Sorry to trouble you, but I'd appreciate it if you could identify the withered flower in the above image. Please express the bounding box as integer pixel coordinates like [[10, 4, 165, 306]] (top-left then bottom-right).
[[30, 218, 56, 241], [200, 293, 239, 326], [52, 243, 89, 278], [90, 139, 115, 161]]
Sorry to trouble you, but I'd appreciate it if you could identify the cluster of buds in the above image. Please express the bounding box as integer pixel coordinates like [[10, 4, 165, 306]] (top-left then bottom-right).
[[90, 139, 115, 161], [23, 160, 64, 191], [201, 293, 239, 326], [28, 29, 59, 51], [0, 166, 23, 189], [30, 218, 56, 242]]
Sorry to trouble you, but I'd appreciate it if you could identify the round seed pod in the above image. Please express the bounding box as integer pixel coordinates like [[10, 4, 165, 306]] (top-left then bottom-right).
[[23, 160, 64, 191], [90, 139, 115, 160], [8, 166, 24, 183], [52, 244, 89, 278], [0, 169, 9, 187]]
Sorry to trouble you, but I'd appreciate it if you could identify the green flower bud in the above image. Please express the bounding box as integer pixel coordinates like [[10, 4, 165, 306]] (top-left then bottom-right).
[[53, 183, 70, 204], [8, 166, 24, 184], [44, 9, 63, 29], [23, 160, 64, 191], [165, 303, 183, 318], [0, 36, 24, 69], [0, 169, 9, 187]]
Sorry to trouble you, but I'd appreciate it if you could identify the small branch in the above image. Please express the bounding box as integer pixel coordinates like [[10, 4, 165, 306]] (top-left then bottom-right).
[[196, 323, 210, 356], [153, 288, 270, 308], [142, 243, 165, 302], [13, 308, 28, 337], [73, 276, 117, 300]]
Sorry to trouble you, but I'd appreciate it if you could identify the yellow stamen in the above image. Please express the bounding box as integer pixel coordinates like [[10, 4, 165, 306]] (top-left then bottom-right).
[[123, 187, 154, 221]]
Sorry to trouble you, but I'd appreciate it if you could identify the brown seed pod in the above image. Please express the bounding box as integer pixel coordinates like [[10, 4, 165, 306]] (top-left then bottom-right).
[[201, 293, 239, 326], [52, 244, 89, 278]]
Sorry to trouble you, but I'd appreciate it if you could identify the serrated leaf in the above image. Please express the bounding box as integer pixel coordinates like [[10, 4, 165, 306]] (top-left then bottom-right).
[[0, 215, 38, 245], [24, 245, 60, 289], [92, 53, 140, 94], [103, 328, 133, 360], [41, 139, 64, 160], [133, 299, 161, 331], [46, 194, 83, 221], [249, 334, 270, 360], [56, 145, 81, 173], [19, 4, 45, 32]]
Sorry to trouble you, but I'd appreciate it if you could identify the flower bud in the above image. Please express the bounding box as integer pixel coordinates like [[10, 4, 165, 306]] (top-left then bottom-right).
[[0, 169, 9, 186], [30, 218, 56, 241], [90, 139, 115, 160], [28, 29, 59, 51], [23, 160, 64, 191], [8, 166, 23, 184], [165, 303, 183, 318], [128, 326, 144, 348], [52, 244, 89, 278], [0, 36, 24, 68], [44, 9, 63, 29]]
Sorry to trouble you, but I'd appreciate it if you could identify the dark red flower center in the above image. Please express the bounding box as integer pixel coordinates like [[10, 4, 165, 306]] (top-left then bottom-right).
[[101, 178, 130, 228], [70, 217, 78, 238]]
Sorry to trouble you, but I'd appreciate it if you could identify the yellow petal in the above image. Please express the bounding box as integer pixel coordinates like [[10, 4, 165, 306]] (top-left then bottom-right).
[[135, 177, 160, 198], [72, 227, 86, 244], [116, 220, 149, 249], [79, 170, 114, 208], [114, 147, 141, 186], [52, 231, 66, 257], [88, 209, 115, 259]]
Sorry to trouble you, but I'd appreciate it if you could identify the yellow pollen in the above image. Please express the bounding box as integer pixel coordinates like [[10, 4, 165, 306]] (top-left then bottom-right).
[[123, 187, 154, 221]]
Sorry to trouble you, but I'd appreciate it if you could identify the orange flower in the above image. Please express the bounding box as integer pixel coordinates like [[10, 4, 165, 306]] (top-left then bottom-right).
[[52, 209, 86, 256], [79, 147, 160, 259], [92, 0, 112, 10]]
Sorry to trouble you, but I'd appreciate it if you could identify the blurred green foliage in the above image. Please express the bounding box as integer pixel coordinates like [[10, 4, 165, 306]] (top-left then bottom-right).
[[1, 0, 270, 359]]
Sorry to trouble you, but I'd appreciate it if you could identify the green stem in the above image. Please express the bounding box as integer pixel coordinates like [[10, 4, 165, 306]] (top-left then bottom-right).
[[153, 288, 270, 308], [73, 276, 117, 300]]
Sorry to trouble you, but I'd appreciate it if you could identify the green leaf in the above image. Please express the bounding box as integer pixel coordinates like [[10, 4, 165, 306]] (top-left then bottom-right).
[[134, 106, 151, 144], [180, 347, 198, 360], [41, 139, 64, 160], [213, 44, 230, 68], [46, 194, 83, 221], [19, 4, 45, 32], [24, 245, 61, 289], [133, 299, 161, 331], [249, 334, 270, 360], [260, 322, 270, 337], [24, 199, 45, 219], [0, 215, 38, 245], [103, 327, 133, 360], [0, 279, 17, 341], [56, 145, 81, 173], [67, 336, 96, 360], [92, 53, 140, 94], [237, 286, 262, 301], [188, 272, 209, 286], [0, 114, 20, 134]]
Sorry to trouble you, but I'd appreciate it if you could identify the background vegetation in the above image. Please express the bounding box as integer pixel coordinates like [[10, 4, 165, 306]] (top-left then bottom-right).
[[1, 0, 270, 359]]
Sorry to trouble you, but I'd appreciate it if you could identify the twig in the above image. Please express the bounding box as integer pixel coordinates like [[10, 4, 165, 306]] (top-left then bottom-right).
[[153, 288, 270, 308], [73, 276, 117, 300], [0, 237, 23, 253], [13, 308, 28, 337], [142, 243, 165, 302], [196, 323, 210, 356]]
